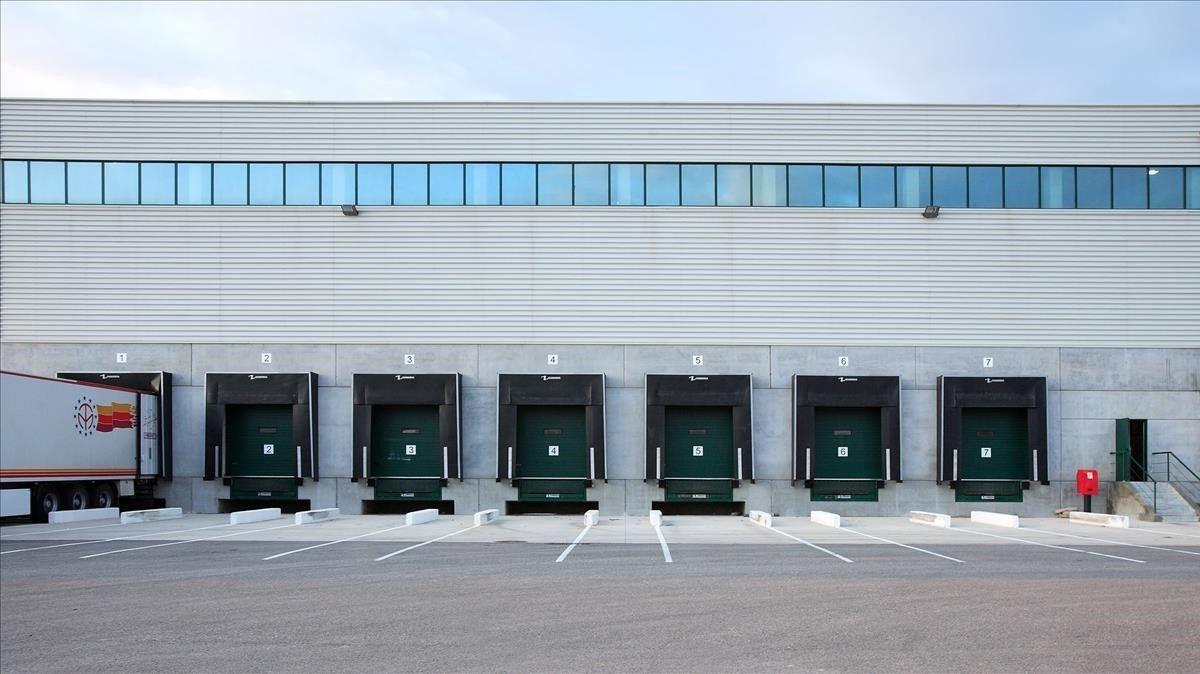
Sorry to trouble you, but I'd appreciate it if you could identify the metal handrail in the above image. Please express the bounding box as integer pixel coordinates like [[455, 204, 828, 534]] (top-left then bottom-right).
[[1151, 451, 1200, 483], [1111, 450, 1157, 514]]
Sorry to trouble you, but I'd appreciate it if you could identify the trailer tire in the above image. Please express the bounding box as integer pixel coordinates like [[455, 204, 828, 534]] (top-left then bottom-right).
[[64, 483, 89, 510], [91, 483, 117, 509], [34, 486, 62, 522]]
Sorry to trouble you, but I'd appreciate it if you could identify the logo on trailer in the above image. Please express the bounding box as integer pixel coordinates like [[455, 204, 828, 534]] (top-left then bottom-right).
[[75, 397, 97, 435], [75, 397, 137, 435]]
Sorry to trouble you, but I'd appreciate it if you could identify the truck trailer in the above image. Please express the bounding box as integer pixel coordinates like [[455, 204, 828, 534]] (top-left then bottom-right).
[[0, 370, 164, 520]]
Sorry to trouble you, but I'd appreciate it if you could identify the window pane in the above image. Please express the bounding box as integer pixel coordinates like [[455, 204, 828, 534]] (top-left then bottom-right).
[[67, 161, 102, 204], [1040, 167, 1075, 208], [357, 164, 391, 205], [752, 164, 787, 206], [465, 163, 499, 205], [537, 163, 572, 205], [502, 163, 536, 205], [321, 163, 355, 205], [681, 164, 715, 206], [249, 163, 283, 205], [1187, 167, 1200, 209], [717, 164, 750, 206], [1113, 167, 1147, 208], [285, 163, 319, 205], [1076, 167, 1110, 208], [140, 163, 174, 204], [393, 163, 428, 205], [968, 166, 1002, 208], [103, 162, 138, 204], [646, 164, 680, 206], [896, 166, 930, 207], [574, 164, 608, 205], [29, 160, 66, 204], [860, 165, 895, 207], [610, 163, 644, 205], [214, 163, 248, 205], [429, 163, 464, 205], [824, 165, 858, 207], [1148, 167, 1183, 209], [1003, 167, 1038, 208], [3, 160, 29, 203], [788, 165, 822, 206], [932, 166, 966, 207], [177, 162, 212, 205]]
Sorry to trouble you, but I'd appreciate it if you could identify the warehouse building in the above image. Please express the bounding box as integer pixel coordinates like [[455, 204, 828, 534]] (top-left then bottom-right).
[[1, 100, 1197, 518]]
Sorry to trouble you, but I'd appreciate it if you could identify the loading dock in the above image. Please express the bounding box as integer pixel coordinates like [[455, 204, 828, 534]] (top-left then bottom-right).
[[793, 376, 901, 502], [352, 374, 461, 513], [497, 374, 605, 514], [938, 376, 1048, 502], [204, 373, 318, 511], [646, 374, 752, 514]]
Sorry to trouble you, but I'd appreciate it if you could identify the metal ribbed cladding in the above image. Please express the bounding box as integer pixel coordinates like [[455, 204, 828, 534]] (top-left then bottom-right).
[[1, 206, 1196, 346], [1, 100, 1198, 163]]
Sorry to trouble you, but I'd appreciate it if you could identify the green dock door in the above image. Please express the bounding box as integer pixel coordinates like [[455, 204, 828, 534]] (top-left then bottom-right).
[[957, 407, 1028, 502], [812, 407, 881, 501], [516, 405, 588, 501], [226, 404, 297, 499], [664, 406, 734, 501], [371, 405, 442, 500]]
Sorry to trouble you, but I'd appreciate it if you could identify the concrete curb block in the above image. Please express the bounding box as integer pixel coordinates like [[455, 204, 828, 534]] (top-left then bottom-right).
[[811, 511, 841, 528], [120, 507, 182, 524], [405, 508, 439, 526], [474, 509, 499, 526], [229, 508, 281, 525], [1069, 511, 1130, 528], [747, 510, 773, 528], [584, 510, 599, 526], [49, 507, 119, 523], [295, 508, 339, 525], [971, 510, 1020, 528], [908, 511, 952, 528], [649, 510, 663, 527]]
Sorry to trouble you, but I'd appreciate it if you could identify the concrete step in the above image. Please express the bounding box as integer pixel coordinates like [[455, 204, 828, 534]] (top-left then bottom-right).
[[1123, 481, 1199, 523], [1171, 481, 1200, 516]]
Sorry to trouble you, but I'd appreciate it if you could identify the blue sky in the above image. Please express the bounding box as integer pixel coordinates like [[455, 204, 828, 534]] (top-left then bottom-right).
[[1, 0, 1197, 102]]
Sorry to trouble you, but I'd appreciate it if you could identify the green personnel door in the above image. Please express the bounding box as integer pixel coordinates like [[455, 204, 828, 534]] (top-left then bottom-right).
[[812, 407, 882, 502], [226, 404, 297, 499], [957, 407, 1028, 502], [664, 406, 734, 502], [516, 405, 588, 501], [371, 405, 442, 500]]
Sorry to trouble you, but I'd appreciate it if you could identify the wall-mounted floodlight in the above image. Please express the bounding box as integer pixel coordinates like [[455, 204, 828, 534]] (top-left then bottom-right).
[[922, 205, 940, 218], [341, 205, 359, 216]]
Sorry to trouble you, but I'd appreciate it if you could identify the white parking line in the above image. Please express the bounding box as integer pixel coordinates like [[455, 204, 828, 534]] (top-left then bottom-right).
[[555, 525, 593, 563], [841, 526, 966, 563], [374, 525, 477, 561], [1, 522, 233, 555], [1122, 526, 1200, 540], [80, 523, 298, 559], [0, 521, 128, 538], [653, 525, 673, 563], [1021, 526, 1200, 557], [749, 520, 853, 563], [263, 524, 411, 560], [950, 526, 1146, 563]]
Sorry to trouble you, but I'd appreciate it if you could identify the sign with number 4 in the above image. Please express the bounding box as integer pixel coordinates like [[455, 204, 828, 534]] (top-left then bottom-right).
[[548, 445, 559, 456]]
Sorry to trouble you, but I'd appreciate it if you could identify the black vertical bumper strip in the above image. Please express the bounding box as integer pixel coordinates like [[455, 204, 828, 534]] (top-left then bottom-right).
[[793, 376, 902, 484], [645, 404, 665, 481], [586, 406, 606, 480], [308, 372, 319, 481], [352, 402, 369, 481], [936, 376, 945, 483], [159, 372, 173, 480]]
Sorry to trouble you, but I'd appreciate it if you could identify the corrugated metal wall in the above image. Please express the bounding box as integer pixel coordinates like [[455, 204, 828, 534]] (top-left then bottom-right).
[[2, 206, 1196, 346], [2, 100, 1198, 163]]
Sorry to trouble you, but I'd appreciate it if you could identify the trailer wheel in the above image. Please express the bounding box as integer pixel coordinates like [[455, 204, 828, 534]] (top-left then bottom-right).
[[91, 483, 117, 509], [65, 484, 89, 510], [34, 486, 61, 521]]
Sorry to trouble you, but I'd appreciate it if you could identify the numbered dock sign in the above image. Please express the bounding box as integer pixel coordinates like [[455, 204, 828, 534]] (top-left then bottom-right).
[[693, 445, 704, 456], [837, 446, 849, 457], [263, 444, 274, 455], [548, 445, 559, 456], [981, 447, 992, 458], [405, 444, 417, 455]]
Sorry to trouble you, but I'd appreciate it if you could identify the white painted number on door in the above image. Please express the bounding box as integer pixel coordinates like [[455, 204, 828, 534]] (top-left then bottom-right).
[[981, 447, 992, 458], [116, 352, 128, 364], [838, 356, 849, 367], [405, 444, 417, 455], [263, 444, 275, 455], [693, 445, 704, 456], [547, 354, 559, 365], [837, 446, 849, 457], [692, 354, 704, 366], [548, 445, 559, 456], [404, 354, 415, 365], [983, 357, 994, 368], [261, 353, 272, 364]]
